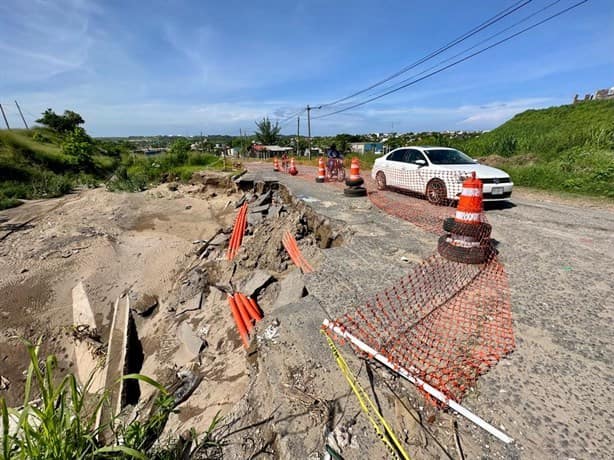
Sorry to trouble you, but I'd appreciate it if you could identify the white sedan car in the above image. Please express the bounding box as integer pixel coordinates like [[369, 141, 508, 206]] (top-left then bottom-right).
[[371, 146, 513, 204]]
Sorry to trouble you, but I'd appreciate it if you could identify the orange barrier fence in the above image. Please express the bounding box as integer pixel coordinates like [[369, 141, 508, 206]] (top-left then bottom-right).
[[326, 253, 514, 403]]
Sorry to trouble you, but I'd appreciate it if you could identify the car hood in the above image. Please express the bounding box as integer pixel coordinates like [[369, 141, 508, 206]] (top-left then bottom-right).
[[436, 163, 510, 178]]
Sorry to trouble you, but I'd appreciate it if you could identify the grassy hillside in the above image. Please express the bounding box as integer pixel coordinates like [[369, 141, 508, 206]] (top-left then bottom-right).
[[457, 100, 614, 197], [0, 128, 232, 210], [0, 128, 118, 209]]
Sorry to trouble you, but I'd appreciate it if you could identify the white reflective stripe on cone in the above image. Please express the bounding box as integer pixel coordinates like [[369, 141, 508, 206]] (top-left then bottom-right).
[[461, 187, 482, 197], [455, 211, 481, 222], [447, 235, 480, 248]]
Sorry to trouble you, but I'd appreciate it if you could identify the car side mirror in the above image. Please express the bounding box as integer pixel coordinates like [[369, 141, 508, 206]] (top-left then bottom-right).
[[415, 159, 426, 167]]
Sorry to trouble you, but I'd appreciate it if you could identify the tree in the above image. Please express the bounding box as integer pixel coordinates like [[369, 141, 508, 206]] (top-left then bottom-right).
[[37, 109, 85, 133], [254, 117, 281, 145], [61, 127, 94, 168], [165, 138, 191, 165]]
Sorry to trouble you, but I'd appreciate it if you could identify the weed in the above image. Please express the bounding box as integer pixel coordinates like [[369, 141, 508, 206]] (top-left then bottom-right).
[[0, 342, 221, 460]]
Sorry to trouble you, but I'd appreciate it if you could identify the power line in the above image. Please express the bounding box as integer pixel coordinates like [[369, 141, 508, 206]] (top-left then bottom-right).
[[317, 0, 533, 109], [314, 0, 588, 120], [361, 0, 564, 101]]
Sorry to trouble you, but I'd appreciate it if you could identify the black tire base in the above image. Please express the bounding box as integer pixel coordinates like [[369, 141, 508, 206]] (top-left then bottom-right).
[[315, 178, 325, 183], [437, 234, 492, 264], [344, 186, 367, 197], [345, 177, 364, 187], [442, 218, 492, 239]]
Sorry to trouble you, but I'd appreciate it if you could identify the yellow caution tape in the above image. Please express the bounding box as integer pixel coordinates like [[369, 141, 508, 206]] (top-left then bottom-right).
[[322, 330, 411, 460]]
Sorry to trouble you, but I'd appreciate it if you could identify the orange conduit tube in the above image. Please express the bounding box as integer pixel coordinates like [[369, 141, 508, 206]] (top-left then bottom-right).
[[227, 203, 248, 260], [227, 294, 249, 348], [247, 296, 263, 321], [282, 231, 314, 273], [234, 293, 253, 333], [236, 292, 263, 322]]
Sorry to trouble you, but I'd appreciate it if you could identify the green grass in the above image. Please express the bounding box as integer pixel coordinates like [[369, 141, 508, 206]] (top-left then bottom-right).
[[0, 128, 120, 209], [453, 100, 614, 198], [0, 341, 224, 459], [344, 100, 614, 199], [107, 152, 228, 192]]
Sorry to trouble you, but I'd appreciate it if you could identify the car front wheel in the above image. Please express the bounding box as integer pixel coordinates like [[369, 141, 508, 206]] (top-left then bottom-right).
[[375, 171, 387, 190], [426, 179, 447, 205]]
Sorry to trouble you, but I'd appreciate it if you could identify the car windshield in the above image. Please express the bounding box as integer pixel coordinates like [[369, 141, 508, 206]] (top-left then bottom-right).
[[424, 149, 475, 165]]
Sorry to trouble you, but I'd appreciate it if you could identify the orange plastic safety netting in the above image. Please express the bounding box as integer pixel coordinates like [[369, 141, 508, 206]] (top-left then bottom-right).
[[328, 253, 514, 403], [249, 159, 515, 402]]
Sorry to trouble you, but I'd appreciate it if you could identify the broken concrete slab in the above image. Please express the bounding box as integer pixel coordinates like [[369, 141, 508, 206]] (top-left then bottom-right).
[[241, 269, 274, 297], [72, 281, 97, 329], [234, 195, 247, 208], [247, 212, 264, 226], [130, 293, 159, 317], [249, 204, 271, 214], [176, 321, 204, 362], [252, 190, 272, 207], [99, 297, 133, 439], [209, 232, 230, 246], [273, 270, 307, 308], [176, 291, 203, 316], [72, 282, 106, 393], [268, 204, 281, 219]]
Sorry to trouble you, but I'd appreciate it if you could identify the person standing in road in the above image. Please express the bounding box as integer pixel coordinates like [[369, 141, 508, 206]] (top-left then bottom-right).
[[327, 143, 343, 172]]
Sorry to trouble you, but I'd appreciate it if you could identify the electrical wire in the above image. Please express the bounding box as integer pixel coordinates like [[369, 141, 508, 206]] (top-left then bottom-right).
[[360, 0, 564, 101], [317, 0, 533, 109], [314, 0, 588, 120]]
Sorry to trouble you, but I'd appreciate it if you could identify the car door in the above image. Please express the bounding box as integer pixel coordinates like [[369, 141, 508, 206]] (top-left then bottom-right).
[[392, 149, 423, 192], [383, 149, 407, 187], [404, 148, 429, 193]]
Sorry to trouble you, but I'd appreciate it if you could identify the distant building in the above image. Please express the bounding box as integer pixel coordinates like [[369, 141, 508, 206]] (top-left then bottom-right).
[[349, 142, 383, 154], [250, 144, 293, 159], [595, 87, 614, 100], [573, 87, 614, 104]]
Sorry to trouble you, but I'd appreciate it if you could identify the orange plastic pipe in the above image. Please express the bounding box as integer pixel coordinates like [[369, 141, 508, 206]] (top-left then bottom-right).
[[247, 296, 263, 321], [237, 292, 263, 321], [234, 293, 253, 332], [227, 295, 249, 348], [227, 211, 240, 260]]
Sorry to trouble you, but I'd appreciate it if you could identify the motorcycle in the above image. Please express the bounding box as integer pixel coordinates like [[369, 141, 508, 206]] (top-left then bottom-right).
[[326, 157, 346, 182]]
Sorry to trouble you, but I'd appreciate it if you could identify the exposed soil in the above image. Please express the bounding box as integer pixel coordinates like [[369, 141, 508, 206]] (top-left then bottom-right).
[[1, 165, 612, 460], [0, 180, 236, 405]]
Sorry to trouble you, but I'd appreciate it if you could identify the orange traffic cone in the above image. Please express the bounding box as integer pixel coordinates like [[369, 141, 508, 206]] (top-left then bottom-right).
[[289, 158, 298, 176], [438, 172, 493, 264], [345, 157, 364, 187], [455, 172, 483, 225], [316, 157, 325, 183], [273, 157, 280, 172]]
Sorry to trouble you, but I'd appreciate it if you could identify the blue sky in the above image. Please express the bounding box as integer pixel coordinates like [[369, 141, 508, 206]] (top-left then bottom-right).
[[0, 0, 612, 137]]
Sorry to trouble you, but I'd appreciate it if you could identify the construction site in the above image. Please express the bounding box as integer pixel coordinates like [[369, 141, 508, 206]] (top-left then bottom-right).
[[0, 158, 612, 459]]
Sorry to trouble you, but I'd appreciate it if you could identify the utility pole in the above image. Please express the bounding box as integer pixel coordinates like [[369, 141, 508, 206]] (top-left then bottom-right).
[[296, 116, 300, 157], [15, 101, 28, 129], [306, 105, 311, 160], [306, 104, 322, 160], [0, 104, 9, 130]]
